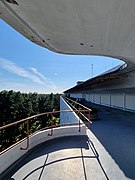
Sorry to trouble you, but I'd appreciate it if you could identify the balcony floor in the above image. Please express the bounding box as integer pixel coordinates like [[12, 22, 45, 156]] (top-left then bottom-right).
[[1, 107, 135, 180]]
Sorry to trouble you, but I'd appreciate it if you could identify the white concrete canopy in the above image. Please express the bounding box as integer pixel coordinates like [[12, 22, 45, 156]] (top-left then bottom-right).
[[0, 0, 135, 64]]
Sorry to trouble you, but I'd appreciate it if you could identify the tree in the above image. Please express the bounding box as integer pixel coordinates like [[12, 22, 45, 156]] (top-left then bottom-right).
[[0, 90, 61, 152]]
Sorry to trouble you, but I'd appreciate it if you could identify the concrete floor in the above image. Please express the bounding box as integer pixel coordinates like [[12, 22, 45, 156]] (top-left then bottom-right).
[[1, 107, 135, 180], [90, 106, 135, 180]]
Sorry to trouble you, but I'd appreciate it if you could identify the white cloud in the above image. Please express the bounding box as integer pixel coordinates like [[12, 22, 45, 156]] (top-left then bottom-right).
[[0, 58, 61, 93], [30, 67, 56, 86], [30, 67, 47, 80], [0, 58, 44, 84]]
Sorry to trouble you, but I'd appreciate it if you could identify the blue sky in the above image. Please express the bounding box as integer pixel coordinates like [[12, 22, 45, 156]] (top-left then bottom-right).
[[0, 19, 122, 94]]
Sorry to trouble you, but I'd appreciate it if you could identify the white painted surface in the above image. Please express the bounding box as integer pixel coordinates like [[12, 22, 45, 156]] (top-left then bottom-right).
[[2, 0, 135, 62], [94, 93, 100, 104], [70, 93, 82, 99], [111, 93, 123, 109], [125, 93, 135, 111], [69, 91, 135, 112], [0, 125, 86, 175], [101, 93, 110, 106], [90, 93, 95, 102], [85, 94, 90, 101], [60, 96, 81, 124]]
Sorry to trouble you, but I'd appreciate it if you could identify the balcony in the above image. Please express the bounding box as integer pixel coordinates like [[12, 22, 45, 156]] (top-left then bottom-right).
[[0, 97, 135, 179]]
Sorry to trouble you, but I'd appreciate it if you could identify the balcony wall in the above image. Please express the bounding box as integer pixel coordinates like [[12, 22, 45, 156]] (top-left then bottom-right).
[[60, 96, 81, 124], [0, 125, 86, 175]]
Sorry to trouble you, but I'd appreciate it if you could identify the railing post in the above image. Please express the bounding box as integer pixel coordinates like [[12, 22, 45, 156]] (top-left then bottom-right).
[[88, 110, 91, 129], [48, 113, 53, 136], [0, 104, 92, 154], [78, 110, 81, 132], [20, 119, 29, 150], [84, 110, 86, 125]]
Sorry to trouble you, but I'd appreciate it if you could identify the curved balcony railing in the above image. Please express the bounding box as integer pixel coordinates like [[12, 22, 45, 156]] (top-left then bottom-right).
[[0, 109, 91, 155]]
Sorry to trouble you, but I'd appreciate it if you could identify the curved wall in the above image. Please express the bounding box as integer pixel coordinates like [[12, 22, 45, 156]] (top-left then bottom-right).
[[0, 125, 86, 175]]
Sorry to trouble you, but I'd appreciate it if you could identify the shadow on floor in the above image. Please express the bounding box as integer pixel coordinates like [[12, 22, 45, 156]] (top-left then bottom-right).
[[21, 139, 109, 180], [2, 135, 110, 180], [90, 105, 135, 180], [1, 135, 90, 180]]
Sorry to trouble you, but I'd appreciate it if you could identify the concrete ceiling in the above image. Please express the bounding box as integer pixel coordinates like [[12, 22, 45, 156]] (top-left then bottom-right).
[[1, 0, 135, 64]]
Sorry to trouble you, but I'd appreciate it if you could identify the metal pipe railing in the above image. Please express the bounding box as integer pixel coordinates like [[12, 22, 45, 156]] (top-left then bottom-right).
[[64, 97, 92, 111], [0, 110, 90, 131], [0, 109, 91, 155], [64, 97, 92, 127], [20, 119, 29, 150]]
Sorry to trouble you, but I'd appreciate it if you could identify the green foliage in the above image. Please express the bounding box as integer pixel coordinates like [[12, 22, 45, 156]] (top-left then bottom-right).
[[29, 121, 41, 134], [0, 90, 60, 152]]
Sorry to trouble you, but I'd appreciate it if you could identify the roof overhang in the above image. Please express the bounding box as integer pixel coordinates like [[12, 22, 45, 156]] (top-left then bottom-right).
[[1, 0, 135, 63], [64, 63, 128, 93]]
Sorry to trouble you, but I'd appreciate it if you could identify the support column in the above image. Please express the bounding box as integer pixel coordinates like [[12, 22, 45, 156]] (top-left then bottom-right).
[[123, 92, 126, 111]]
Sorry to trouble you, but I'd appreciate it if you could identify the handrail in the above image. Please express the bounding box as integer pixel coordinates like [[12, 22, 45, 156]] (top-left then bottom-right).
[[0, 122, 85, 156], [64, 97, 92, 111], [65, 99, 91, 122], [0, 110, 89, 131], [0, 109, 91, 154], [20, 119, 29, 150], [63, 97, 92, 128]]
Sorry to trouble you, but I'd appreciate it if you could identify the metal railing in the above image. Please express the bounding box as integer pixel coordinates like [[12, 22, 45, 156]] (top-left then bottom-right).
[[63, 97, 92, 126], [0, 109, 91, 155]]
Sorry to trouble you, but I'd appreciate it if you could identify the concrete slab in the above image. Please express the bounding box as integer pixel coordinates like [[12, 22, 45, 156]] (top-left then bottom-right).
[[1, 136, 89, 180], [90, 106, 135, 180], [1, 107, 135, 180]]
